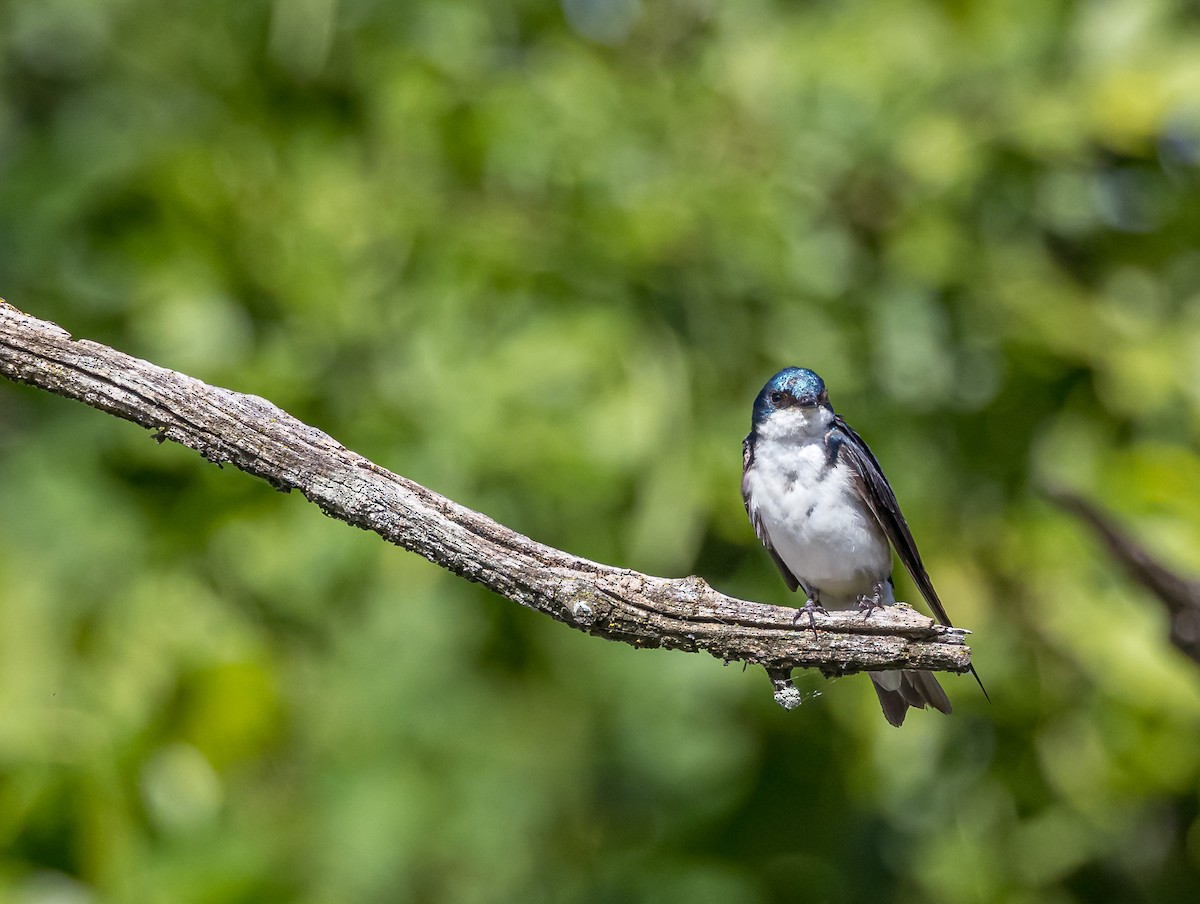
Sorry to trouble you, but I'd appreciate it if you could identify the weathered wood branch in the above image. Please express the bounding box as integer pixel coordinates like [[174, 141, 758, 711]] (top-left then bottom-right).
[[0, 301, 974, 705]]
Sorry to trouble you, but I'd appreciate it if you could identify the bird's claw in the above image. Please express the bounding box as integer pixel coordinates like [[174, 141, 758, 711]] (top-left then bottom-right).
[[792, 594, 828, 634], [856, 583, 886, 619]]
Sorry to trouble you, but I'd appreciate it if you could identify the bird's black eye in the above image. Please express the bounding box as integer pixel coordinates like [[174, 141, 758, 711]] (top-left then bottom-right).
[[769, 391, 784, 406]]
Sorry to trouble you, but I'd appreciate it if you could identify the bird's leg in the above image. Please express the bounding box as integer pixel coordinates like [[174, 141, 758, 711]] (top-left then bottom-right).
[[793, 589, 828, 634], [856, 581, 887, 618]]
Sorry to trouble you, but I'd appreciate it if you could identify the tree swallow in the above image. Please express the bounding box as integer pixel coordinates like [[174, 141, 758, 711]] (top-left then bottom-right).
[[742, 366, 985, 726]]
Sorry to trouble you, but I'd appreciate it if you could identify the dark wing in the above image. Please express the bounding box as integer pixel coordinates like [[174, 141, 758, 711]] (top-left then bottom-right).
[[831, 414, 990, 699], [742, 433, 800, 592], [828, 415, 954, 627]]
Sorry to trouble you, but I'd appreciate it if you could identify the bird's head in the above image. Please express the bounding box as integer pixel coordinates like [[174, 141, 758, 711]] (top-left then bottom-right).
[[751, 367, 832, 437]]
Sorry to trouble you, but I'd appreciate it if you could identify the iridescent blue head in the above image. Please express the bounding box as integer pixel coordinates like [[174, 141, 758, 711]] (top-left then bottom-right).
[[751, 367, 829, 426]]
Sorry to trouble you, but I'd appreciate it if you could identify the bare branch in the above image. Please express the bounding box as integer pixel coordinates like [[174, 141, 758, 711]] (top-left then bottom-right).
[[1047, 486, 1200, 666], [0, 301, 974, 700]]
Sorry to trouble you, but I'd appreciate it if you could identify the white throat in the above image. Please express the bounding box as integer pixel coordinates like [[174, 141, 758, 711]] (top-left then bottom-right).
[[755, 404, 834, 444]]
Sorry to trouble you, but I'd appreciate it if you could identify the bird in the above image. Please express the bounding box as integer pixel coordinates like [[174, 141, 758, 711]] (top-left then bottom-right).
[[741, 366, 985, 726]]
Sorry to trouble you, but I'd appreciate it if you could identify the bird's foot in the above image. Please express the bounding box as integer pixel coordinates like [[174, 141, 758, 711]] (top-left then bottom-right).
[[792, 593, 828, 634], [856, 583, 887, 619]]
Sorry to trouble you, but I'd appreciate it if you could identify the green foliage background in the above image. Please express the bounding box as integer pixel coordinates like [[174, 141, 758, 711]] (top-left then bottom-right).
[[3, 1, 1200, 901]]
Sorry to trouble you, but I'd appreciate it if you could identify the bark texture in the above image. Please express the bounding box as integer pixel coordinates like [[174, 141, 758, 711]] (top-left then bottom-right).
[[0, 301, 975, 702]]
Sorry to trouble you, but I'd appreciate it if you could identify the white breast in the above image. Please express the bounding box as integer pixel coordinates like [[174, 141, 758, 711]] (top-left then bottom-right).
[[746, 430, 893, 608]]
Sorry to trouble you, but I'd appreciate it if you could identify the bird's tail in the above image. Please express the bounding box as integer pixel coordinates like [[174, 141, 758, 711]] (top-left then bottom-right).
[[868, 670, 952, 727]]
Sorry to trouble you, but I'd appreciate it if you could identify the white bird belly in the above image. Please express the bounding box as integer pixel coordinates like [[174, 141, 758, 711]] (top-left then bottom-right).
[[748, 441, 893, 606]]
